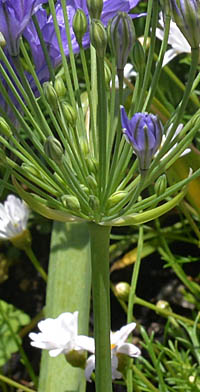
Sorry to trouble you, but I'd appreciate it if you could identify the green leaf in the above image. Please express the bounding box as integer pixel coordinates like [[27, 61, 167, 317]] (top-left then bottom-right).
[[0, 300, 30, 367], [38, 222, 91, 392]]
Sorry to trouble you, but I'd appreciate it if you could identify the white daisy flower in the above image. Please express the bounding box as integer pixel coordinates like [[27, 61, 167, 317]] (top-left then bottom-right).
[[156, 12, 191, 66], [0, 194, 29, 240], [29, 311, 93, 358], [83, 323, 141, 381]]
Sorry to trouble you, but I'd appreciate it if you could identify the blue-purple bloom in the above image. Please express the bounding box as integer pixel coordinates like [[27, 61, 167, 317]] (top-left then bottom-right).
[[0, 0, 48, 56], [121, 106, 163, 171], [168, 0, 200, 48]]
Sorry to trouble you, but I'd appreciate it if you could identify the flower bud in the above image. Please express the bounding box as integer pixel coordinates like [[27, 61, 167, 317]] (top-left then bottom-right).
[[121, 106, 163, 172], [61, 194, 81, 211], [90, 19, 107, 58], [89, 195, 99, 211], [43, 82, 59, 111], [44, 136, 64, 164], [154, 174, 167, 197], [54, 77, 66, 99], [65, 349, 86, 369], [21, 163, 41, 178], [73, 8, 88, 46], [0, 32, 6, 48], [87, 174, 98, 192], [85, 157, 98, 174], [0, 117, 12, 137], [156, 300, 172, 312], [115, 282, 130, 301], [61, 101, 77, 126], [109, 12, 136, 70], [132, 40, 145, 73], [168, 0, 200, 48], [87, 0, 103, 19], [107, 191, 127, 208]]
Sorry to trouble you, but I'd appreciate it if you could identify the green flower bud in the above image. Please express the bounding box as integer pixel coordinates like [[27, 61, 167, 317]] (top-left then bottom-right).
[[80, 184, 90, 194], [154, 174, 167, 197], [109, 12, 136, 70], [80, 138, 89, 156], [65, 349, 86, 369], [90, 19, 107, 58], [85, 157, 98, 174], [10, 229, 32, 251], [0, 32, 6, 48], [21, 163, 41, 178], [54, 77, 66, 98], [115, 282, 130, 301], [87, 0, 103, 19], [61, 101, 77, 126], [89, 195, 99, 211], [0, 117, 12, 137], [104, 60, 112, 87], [107, 191, 127, 208], [61, 194, 81, 211], [87, 174, 98, 192], [43, 82, 59, 110], [73, 8, 88, 46], [156, 300, 172, 312], [132, 40, 145, 73], [44, 136, 63, 164]]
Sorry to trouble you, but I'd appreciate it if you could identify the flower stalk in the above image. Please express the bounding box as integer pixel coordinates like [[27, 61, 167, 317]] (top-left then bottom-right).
[[88, 222, 112, 392]]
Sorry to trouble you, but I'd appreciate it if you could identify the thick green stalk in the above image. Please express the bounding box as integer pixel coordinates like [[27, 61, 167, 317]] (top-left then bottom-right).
[[88, 223, 112, 392]]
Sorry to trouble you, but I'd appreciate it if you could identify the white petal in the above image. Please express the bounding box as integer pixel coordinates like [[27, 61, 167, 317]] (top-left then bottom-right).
[[111, 323, 136, 346], [85, 355, 95, 381], [162, 49, 179, 67], [76, 335, 95, 353], [117, 343, 141, 357]]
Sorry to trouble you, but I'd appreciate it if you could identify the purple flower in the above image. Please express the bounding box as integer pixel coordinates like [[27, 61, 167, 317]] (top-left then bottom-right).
[[121, 106, 163, 171], [168, 0, 200, 48], [0, 0, 48, 56]]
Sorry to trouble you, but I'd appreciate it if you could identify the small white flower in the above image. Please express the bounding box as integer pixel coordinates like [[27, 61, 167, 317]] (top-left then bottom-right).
[[156, 123, 191, 160], [83, 323, 141, 381], [29, 311, 93, 358], [0, 195, 29, 240], [156, 12, 191, 66]]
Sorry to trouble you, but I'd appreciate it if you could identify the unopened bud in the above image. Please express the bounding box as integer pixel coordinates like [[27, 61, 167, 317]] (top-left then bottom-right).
[[132, 40, 145, 73], [43, 82, 58, 110], [154, 174, 167, 197], [115, 282, 130, 301], [21, 163, 41, 178], [44, 136, 63, 164], [89, 195, 99, 211], [168, 0, 200, 48], [87, 0, 103, 19], [54, 77, 66, 98], [65, 349, 86, 369], [107, 191, 127, 208], [0, 117, 12, 137], [0, 32, 6, 48], [109, 12, 136, 70], [73, 9, 88, 46], [61, 194, 81, 211], [90, 19, 107, 58], [61, 101, 77, 126], [156, 300, 172, 312], [104, 61, 112, 87], [85, 157, 98, 174], [87, 174, 98, 192]]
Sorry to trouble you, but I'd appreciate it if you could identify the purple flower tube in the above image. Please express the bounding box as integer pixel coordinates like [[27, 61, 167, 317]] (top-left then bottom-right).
[[121, 106, 163, 171]]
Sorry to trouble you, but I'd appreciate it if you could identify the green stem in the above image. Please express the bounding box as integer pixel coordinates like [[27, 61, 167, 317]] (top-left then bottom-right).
[[88, 223, 112, 392], [132, 364, 159, 392], [25, 247, 47, 282], [134, 296, 200, 328], [0, 374, 35, 392], [126, 225, 144, 392]]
